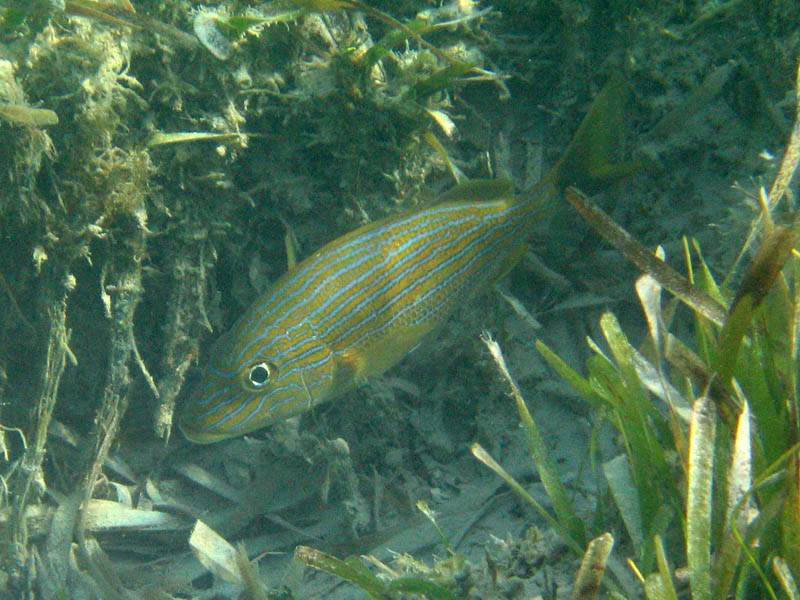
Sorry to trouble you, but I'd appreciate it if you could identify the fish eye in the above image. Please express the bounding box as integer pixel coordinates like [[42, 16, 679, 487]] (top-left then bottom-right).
[[243, 361, 277, 390]]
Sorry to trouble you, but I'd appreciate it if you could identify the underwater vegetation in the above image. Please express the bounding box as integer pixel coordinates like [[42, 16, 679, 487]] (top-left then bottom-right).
[[0, 0, 798, 598]]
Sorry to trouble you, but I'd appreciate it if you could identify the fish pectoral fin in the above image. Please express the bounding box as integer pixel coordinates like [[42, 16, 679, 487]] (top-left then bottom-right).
[[334, 350, 366, 386]]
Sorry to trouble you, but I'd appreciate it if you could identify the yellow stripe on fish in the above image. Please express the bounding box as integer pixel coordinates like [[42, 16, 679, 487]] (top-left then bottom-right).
[[179, 76, 631, 443]]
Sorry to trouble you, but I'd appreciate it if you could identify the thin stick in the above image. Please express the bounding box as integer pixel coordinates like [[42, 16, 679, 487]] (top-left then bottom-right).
[[564, 187, 727, 326]]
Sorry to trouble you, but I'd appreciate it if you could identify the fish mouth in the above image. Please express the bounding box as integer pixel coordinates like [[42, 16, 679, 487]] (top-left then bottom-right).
[[177, 396, 238, 444], [178, 367, 248, 443], [178, 412, 230, 444], [178, 389, 271, 443]]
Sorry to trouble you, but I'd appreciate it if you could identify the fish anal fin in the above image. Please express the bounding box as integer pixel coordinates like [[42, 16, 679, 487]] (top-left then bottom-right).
[[493, 242, 530, 284]]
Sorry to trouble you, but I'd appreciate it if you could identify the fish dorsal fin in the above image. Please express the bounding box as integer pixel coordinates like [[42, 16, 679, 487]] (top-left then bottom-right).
[[273, 214, 301, 270], [284, 228, 299, 270], [438, 178, 515, 204]]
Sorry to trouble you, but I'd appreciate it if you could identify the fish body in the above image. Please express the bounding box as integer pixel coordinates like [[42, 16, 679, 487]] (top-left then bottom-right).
[[180, 191, 545, 442], [179, 75, 630, 443]]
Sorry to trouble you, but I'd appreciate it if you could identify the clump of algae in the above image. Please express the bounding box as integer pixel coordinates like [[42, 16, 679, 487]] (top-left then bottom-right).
[[0, 0, 501, 594], [0, 58, 56, 223], [0, 12, 159, 595]]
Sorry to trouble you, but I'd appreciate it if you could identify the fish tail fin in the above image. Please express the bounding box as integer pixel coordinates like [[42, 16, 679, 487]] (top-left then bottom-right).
[[548, 73, 640, 195], [438, 74, 636, 211]]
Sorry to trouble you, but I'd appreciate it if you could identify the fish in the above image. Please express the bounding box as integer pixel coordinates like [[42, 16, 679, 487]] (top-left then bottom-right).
[[179, 75, 631, 443]]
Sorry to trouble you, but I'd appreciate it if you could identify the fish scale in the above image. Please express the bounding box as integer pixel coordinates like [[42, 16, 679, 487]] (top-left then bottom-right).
[[179, 76, 628, 443]]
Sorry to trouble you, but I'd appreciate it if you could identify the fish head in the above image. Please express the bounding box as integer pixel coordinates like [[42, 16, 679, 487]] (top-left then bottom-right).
[[179, 318, 337, 443]]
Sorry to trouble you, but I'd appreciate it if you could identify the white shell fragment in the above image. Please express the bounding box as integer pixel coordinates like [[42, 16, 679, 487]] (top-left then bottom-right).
[[189, 520, 243, 584], [147, 131, 245, 147], [194, 12, 233, 60], [83, 499, 186, 531]]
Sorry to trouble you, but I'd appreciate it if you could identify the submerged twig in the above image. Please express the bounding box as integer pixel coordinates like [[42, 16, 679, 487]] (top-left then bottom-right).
[[64, 0, 200, 50], [0, 271, 34, 333], [76, 262, 144, 546], [10, 269, 75, 580], [64, 0, 143, 29], [326, 0, 468, 68], [564, 186, 727, 326], [130, 326, 158, 399], [154, 243, 212, 440]]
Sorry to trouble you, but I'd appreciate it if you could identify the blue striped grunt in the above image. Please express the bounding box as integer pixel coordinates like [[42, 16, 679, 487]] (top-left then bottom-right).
[[179, 76, 629, 443]]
